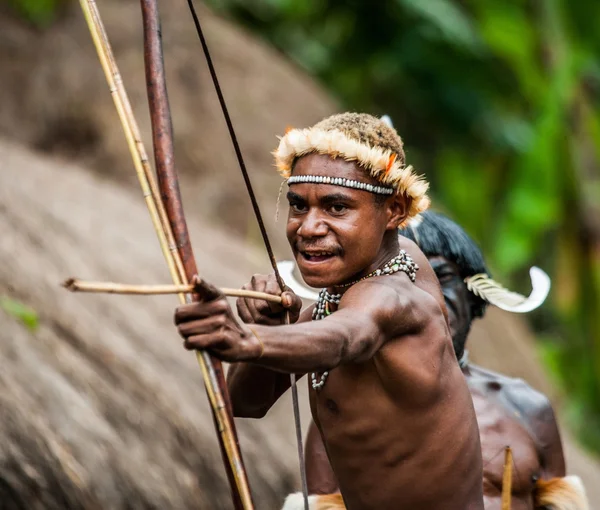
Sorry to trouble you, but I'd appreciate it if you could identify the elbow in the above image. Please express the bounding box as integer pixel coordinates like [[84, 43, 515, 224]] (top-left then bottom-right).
[[337, 330, 377, 366], [233, 405, 269, 419]]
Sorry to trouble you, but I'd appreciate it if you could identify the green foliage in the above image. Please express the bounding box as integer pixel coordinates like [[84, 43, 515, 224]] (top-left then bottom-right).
[[0, 296, 40, 332], [7, 0, 64, 26], [210, 0, 600, 453]]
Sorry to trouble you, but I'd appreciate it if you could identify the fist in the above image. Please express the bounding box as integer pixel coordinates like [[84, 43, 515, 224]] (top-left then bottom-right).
[[237, 273, 302, 326], [174, 277, 261, 362]]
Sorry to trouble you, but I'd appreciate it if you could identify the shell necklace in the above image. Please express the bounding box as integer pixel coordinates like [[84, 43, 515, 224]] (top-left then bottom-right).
[[310, 249, 418, 390]]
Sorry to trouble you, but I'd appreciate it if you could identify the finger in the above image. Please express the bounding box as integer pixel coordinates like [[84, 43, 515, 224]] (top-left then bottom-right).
[[265, 276, 285, 314], [265, 275, 283, 296], [174, 299, 229, 325], [281, 291, 302, 312], [236, 293, 254, 323], [244, 277, 269, 322], [192, 276, 223, 302], [248, 274, 269, 293], [183, 332, 229, 352], [177, 315, 227, 338]]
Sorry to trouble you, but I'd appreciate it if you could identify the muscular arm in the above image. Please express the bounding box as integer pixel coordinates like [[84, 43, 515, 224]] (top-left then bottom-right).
[[249, 279, 420, 374], [176, 276, 424, 415], [533, 401, 566, 478]]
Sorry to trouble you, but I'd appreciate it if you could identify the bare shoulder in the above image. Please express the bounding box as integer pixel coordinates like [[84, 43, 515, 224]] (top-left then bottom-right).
[[340, 268, 445, 338], [397, 235, 438, 285], [468, 364, 560, 443], [470, 365, 552, 412], [397, 235, 447, 314]]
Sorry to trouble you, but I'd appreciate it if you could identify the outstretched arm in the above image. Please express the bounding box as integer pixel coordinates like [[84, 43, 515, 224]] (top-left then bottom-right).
[[176, 276, 422, 373]]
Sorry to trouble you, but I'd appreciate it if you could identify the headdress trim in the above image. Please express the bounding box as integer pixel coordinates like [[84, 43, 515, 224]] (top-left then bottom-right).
[[273, 127, 430, 221]]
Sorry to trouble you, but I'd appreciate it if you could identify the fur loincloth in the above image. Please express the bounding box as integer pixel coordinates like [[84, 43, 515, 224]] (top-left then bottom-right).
[[534, 476, 589, 510], [281, 492, 345, 510]]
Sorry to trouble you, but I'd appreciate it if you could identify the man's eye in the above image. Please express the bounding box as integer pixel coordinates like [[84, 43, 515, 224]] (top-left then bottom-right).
[[290, 202, 307, 213], [436, 272, 455, 283], [330, 204, 347, 214]]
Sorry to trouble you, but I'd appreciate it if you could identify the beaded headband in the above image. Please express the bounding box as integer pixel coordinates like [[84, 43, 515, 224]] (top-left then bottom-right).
[[273, 126, 430, 223], [287, 175, 394, 195]]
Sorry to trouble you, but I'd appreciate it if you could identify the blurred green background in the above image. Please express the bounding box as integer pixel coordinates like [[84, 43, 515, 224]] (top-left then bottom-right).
[[206, 0, 600, 455], [10, 0, 600, 454]]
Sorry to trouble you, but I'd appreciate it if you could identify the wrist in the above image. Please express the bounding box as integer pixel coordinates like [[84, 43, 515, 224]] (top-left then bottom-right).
[[246, 326, 265, 360]]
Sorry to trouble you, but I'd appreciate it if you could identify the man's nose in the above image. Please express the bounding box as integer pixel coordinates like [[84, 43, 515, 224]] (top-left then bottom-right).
[[297, 210, 328, 238]]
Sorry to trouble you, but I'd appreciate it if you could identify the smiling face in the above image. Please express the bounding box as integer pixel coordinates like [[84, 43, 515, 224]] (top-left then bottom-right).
[[286, 153, 407, 288], [428, 255, 473, 359]]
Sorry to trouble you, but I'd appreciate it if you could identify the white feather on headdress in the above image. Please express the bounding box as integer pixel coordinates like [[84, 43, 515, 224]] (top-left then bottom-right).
[[465, 266, 551, 313], [380, 114, 394, 128]]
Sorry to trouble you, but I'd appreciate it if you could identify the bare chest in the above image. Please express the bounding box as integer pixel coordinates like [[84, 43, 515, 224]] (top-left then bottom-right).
[[470, 389, 540, 502]]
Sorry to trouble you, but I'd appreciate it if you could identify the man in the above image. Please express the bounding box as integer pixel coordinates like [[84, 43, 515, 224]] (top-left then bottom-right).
[[175, 113, 484, 509], [299, 211, 588, 510]]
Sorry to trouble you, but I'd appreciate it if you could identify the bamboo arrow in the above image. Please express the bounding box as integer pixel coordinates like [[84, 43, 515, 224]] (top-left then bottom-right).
[[63, 278, 283, 303], [501, 446, 513, 510]]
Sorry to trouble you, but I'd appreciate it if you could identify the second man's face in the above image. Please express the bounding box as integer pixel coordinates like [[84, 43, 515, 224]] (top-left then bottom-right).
[[428, 255, 473, 355]]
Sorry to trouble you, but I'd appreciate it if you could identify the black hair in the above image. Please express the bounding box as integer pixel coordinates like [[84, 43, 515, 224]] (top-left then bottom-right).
[[399, 211, 490, 318]]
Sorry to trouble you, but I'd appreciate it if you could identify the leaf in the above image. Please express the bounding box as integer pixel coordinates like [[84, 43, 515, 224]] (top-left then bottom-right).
[[0, 296, 40, 332], [397, 0, 483, 53]]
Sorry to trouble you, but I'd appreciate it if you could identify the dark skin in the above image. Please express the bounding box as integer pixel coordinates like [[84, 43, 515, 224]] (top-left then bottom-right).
[[305, 254, 566, 510], [175, 153, 484, 510]]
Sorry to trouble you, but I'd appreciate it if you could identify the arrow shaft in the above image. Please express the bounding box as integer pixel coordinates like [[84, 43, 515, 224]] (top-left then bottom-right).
[[64, 278, 283, 303]]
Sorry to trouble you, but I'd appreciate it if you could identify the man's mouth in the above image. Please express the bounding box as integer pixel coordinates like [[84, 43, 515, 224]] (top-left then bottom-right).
[[299, 250, 337, 263]]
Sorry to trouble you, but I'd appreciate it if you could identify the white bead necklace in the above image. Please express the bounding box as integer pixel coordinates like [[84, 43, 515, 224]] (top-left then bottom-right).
[[310, 250, 419, 391]]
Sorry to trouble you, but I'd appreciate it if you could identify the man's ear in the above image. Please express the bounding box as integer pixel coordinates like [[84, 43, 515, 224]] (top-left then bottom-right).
[[386, 193, 411, 230]]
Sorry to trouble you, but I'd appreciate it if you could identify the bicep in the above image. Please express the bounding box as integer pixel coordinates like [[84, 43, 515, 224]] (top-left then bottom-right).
[[339, 282, 426, 353], [329, 285, 421, 364]]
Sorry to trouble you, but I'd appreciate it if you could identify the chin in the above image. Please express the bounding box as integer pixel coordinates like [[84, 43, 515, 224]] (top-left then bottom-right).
[[295, 254, 344, 289], [299, 271, 335, 289]]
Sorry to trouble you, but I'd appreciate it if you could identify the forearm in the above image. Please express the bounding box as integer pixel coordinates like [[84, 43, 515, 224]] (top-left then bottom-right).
[[227, 362, 291, 418], [250, 311, 380, 374]]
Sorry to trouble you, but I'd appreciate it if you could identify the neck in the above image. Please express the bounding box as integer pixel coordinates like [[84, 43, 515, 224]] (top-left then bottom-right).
[[329, 231, 400, 294]]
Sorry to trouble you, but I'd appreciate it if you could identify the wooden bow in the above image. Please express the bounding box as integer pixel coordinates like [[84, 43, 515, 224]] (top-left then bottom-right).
[[78, 0, 253, 507], [140, 1, 253, 508]]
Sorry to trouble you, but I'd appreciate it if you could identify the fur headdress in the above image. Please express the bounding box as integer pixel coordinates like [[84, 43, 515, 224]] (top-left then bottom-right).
[[273, 113, 430, 223]]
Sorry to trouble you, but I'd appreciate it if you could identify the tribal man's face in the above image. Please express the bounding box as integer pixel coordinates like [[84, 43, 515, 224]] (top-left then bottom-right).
[[428, 255, 472, 356], [286, 153, 401, 288]]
